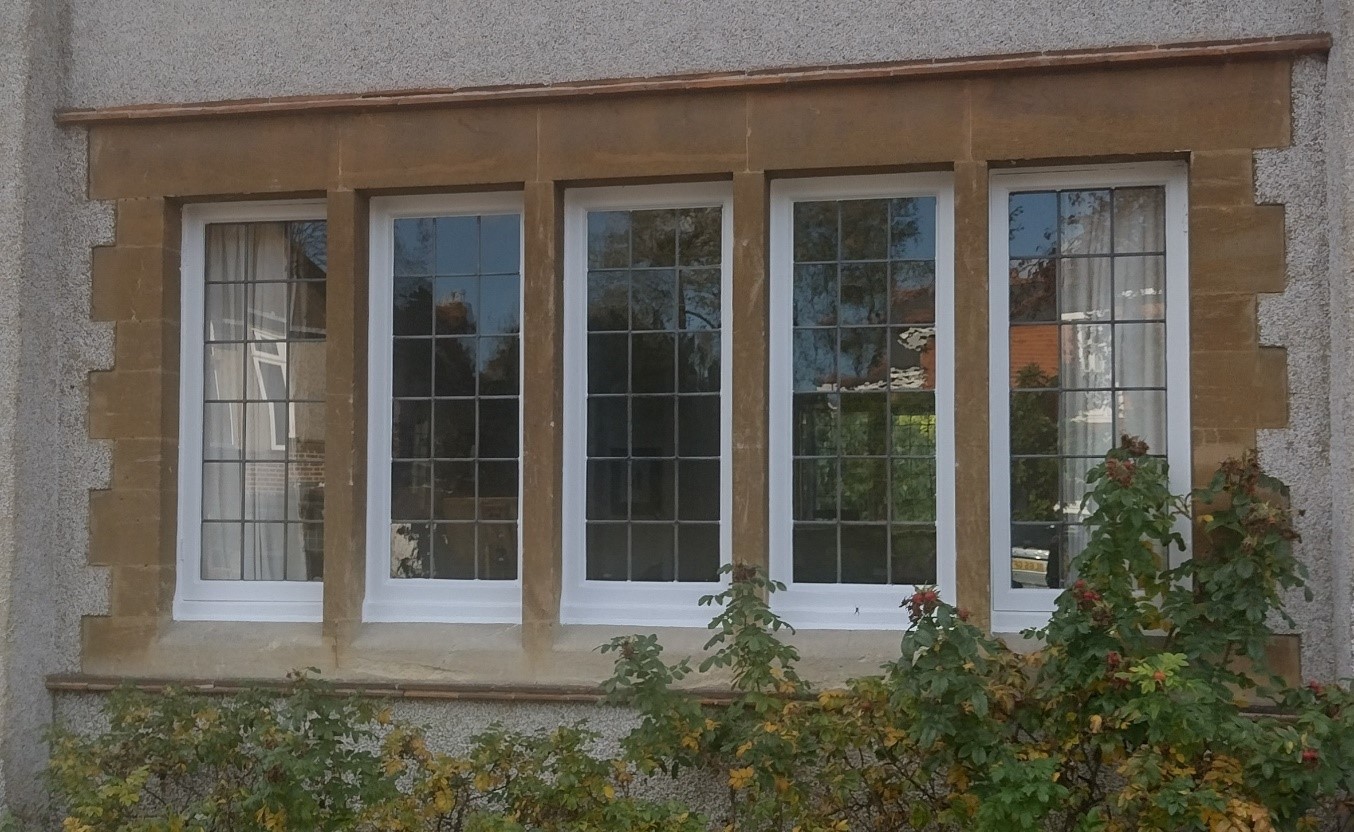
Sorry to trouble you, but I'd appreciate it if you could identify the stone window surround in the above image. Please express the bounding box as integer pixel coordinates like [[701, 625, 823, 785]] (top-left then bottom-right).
[[77, 46, 1303, 688]]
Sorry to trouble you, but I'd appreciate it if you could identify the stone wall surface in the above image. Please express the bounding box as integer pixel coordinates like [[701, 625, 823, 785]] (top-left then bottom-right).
[[0, 0, 1347, 820], [61, 0, 1327, 107]]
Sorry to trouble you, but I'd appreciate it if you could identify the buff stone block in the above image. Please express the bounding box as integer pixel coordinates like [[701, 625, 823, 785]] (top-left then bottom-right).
[[1190, 293, 1258, 351], [88, 488, 166, 567], [731, 171, 769, 572], [109, 437, 175, 492], [1189, 150, 1257, 207], [90, 245, 172, 322], [1189, 204, 1287, 295], [114, 197, 178, 249], [521, 181, 565, 635], [1191, 428, 1259, 488], [81, 617, 159, 668], [113, 319, 178, 373], [109, 566, 174, 618], [953, 161, 991, 631], [337, 106, 538, 190], [1191, 349, 1288, 431], [89, 369, 170, 440], [1254, 347, 1290, 429]]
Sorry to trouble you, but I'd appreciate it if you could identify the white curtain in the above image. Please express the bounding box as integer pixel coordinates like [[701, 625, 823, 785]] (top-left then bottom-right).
[[1059, 190, 1166, 581], [202, 223, 294, 581]]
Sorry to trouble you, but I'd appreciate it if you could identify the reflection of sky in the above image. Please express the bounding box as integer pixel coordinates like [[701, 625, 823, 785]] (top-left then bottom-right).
[[1008, 192, 1057, 257]]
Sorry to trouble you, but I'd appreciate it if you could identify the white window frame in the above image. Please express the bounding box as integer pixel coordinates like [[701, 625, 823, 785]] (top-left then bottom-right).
[[365, 192, 526, 623], [768, 173, 958, 630], [561, 182, 735, 626], [988, 162, 1191, 632], [175, 200, 326, 622]]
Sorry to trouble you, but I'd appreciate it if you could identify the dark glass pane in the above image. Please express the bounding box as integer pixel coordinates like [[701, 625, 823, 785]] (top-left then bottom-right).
[[841, 525, 888, 584], [391, 461, 433, 521], [632, 269, 677, 330], [890, 392, 936, 456], [290, 522, 325, 581], [793, 525, 837, 583], [677, 524, 720, 582], [632, 210, 678, 267], [391, 400, 432, 458], [632, 396, 677, 457], [250, 283, 287, 341], [889, 197, 936, 260], [433, 400, 475, 458], [588, 397, 629, 457], [678, 459, 720, 521], [1008, 192, 1057, 258], [839, 263, 888, 325], [434, 275, 477, 334], [1059, 190, 1112, 256], [391, 339, 432, 398], [839, 327, 887, 389], [678, 332, 720, 393], [631, 524, 675, 581], [794, 201, 838, 262], [839, 199, 888, 261], [841, 458, 887, 521], [631, 459, 676, 520], [432, 523, 476, 579], [434, 337, 477, 396], [432, 461, 475, 521], [481, 214, 521, 273], [678, 206, 721, 267], [793, 329, 837, 391], [1058, 257, 1111, 322], [840, 394, 886, 455], [586, 523, 629, 580], [1011, 523, 1058, 589], [890, 261, 935, 325], [587, 460, 628, 521], [204, 404, 242, 461], [478, 399, 519, 459], [587, 211, 630, 269], [588, 333, 629, 394], [1010, 259, 1057, 322], [793, 393, 838, 457], [890, 526, 937, 585], [478, 461, 518, 521], [479, 275, 519, 335], [289, 282, 326, 340], [1009, 391, 1059, 455], [202, 463, 243, 520], [793, 458, 837, 522], [1011, 458, 1060, 522], [477, 522, 518, 580], [391, 523, 432, 578], [477, 336, 519, 395], [632, 333, 676, 394], [793, 263, 837, 327], [677, 395, 720, 457], [890, 459, 937, 521], [394, 218, 435, 275], [587, 271, 630, 331], [679, 268, 720, 330], [435, 216, 478, 275]]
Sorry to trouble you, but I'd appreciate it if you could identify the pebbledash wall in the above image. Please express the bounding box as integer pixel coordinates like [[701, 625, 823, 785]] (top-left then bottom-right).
[[1, 0, 1353, 817]]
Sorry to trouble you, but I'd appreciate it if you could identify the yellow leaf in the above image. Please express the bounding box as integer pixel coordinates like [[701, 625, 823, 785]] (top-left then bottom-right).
[[728, 767, 755, 789]]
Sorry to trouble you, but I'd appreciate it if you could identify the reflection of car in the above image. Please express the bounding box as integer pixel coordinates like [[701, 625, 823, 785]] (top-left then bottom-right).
[[1010, 524, 1064, 589]]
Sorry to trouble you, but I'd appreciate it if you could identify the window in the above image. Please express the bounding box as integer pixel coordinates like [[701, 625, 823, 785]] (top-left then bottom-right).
[[176, 201, 328, 622], [769, 174, 956, 629], [561, 183, 733, 626], [988, 163, 1190, 631], [365, 194, 524, 623]]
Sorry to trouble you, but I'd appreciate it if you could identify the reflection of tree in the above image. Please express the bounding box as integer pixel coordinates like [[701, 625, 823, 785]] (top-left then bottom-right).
[[1010, 363, 1060, 522], [1009, 259, 1056, 320]]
